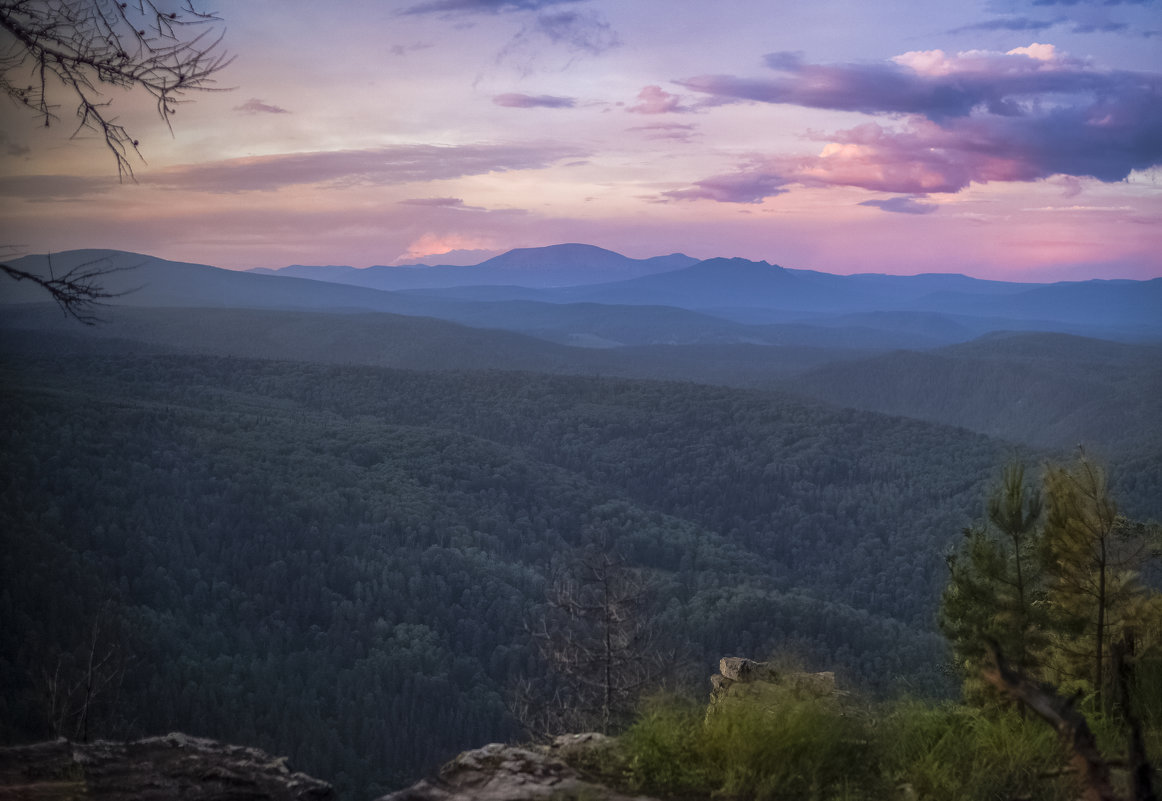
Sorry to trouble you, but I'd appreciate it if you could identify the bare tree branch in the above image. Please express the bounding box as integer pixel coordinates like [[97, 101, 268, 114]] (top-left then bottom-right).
[[1, 253, 138, 324], [0, 0, 232, 180]]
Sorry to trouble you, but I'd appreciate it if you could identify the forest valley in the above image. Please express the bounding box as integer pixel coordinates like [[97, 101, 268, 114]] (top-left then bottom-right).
[[1, 345, 1160, 801]]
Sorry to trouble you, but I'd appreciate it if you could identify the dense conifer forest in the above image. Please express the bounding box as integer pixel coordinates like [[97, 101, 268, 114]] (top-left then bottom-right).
[[2, 343, 1159, 798]]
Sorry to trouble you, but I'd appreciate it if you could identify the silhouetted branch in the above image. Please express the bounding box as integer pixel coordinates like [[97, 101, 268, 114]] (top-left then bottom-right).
[[1, 257, 136, 324], [0, 0, 232, 179]]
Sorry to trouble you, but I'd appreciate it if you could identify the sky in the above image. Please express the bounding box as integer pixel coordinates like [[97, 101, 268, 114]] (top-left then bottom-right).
[[2, 0, 1161, 280]]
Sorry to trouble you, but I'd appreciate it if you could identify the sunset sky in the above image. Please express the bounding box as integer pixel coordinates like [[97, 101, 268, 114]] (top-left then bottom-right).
[[2, 0, 1161, 280]]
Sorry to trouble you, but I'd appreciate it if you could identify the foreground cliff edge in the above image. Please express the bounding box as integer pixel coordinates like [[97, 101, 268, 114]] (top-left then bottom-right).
[[0, 733, 655, 801], [0, 733, 335, 801], [0, 658, 827, 801]]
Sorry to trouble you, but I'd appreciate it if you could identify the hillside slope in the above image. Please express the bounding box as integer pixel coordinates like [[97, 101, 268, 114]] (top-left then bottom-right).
[[787, 332, 1162, 460]]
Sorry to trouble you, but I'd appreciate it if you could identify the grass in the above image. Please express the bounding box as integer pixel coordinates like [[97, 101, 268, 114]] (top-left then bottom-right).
[[622, 687, 882, 800], [617, 689, 1095, 800]]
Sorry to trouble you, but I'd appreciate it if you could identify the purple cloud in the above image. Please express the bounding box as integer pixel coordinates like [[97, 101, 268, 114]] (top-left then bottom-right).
[[950, 17, 1060, 32], [233, 98, 291, 114], [493, 92, 576, 108], [680, 46, 1137, 120], [626, 123, 699, 142], [401, 0, 585, 14], [1030, 0, 1153, 5], [139, 143, 586, 193], [533, 10, 618, 53], [627, 86, 692, 115], [399, 197, 469, 207], [0, 173, 115, 201], [663, 171, 790, 204], [670, 46, 1162, 199], [1070, 21, 1130, 32], [859, 196, 939, 215], [390, 42, 434, 56]]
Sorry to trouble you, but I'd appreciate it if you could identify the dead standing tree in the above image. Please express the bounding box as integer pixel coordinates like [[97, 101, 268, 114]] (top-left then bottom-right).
[[41, 601, 130, 742], [519, 546, 666, 737]]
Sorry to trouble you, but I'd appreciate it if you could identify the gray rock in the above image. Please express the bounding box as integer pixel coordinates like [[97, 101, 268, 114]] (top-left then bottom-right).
[[375, 741, 657, 801], [0, 733, 334, 800], [709, 657, 839, 712]]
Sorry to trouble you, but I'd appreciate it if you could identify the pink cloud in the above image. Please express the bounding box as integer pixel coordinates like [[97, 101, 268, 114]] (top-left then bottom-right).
[[400, 232, 499, 261], [627, 85, 691, 114]]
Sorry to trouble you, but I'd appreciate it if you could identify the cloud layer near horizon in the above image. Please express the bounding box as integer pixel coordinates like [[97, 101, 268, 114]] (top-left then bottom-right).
[[670, 44, 1162, 203], [149, 143, 585, 194], [493, 92, 576, 108]]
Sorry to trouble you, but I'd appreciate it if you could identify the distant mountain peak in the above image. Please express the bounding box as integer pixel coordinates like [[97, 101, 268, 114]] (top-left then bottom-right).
[[697, 256, 780, 270], [479, 243, 651, 272]]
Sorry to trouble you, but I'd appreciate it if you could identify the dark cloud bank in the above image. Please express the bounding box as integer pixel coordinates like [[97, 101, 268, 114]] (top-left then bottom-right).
[[668, 46, 1162, 205]]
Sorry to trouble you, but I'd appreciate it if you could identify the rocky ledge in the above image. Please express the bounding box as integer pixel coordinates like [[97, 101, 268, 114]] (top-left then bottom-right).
[[0, 733, 334, 801], [0, 657, 816, 801], [376, 733, 657, 801]]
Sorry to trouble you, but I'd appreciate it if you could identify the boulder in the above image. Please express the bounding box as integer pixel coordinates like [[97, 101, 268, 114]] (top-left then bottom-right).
[[709, 656, 838, 711]]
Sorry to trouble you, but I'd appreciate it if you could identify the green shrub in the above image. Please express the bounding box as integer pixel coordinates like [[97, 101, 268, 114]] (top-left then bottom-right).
[[620, 681, 1162, 800], [620, 696, 713, 797], [881, 700, 1075, 801], [623, 688, 884, 800]]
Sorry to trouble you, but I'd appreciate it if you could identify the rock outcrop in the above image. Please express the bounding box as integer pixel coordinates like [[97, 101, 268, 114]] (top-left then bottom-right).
[[376, 734, 656, 801], [0, 733, 334, 800], [709, 656, 838, 711]]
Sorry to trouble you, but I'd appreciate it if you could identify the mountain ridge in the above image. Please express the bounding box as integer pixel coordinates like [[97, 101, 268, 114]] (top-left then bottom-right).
[[3, 246, 1159, 345]]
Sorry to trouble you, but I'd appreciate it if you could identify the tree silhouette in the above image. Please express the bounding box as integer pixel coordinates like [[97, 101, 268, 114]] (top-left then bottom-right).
[[1, 1, 231, 317], [1, 0, 231, 180], [1, 250, 136, 324], [518, 539, 667, 737]]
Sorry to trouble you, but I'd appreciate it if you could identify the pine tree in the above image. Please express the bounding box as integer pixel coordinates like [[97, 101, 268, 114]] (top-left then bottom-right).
[[940, 462, 1048, 693], [1041, 456, 1152, 708]]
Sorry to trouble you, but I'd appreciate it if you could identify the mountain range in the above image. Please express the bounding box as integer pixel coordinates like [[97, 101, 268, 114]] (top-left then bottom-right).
[[248, 243, 699, 289], [1, 242, 1158, 459], [4, 244, 1160, 346], [2, 243, 1160, 463]]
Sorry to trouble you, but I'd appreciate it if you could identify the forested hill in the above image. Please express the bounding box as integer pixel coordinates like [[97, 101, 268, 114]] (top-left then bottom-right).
[[787, 331, 1162, 462], [0, 348, 1091, 799]]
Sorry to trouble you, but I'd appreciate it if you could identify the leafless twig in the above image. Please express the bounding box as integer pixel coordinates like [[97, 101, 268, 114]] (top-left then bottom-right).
[[0, 0, 232, 179]]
